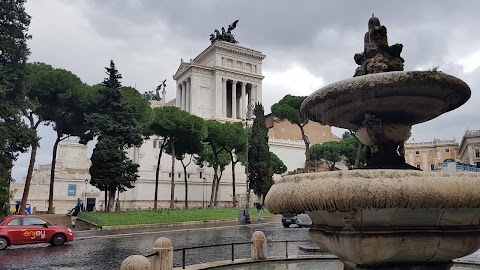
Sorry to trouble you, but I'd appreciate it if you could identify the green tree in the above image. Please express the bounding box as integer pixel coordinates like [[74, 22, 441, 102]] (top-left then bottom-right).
[[222, 122, 246, 207], [195, 144, 230, 207], [271, 95, 310, 170], [248, 104, 272, 201], [149, 106, 206, 209], [41, 66, 90, 213], [120, 86, 152, 133], [0, 0, 35, 214], [164, 112, 206, 209], [84, 61, 143, 147], [310, 141, 341, 171], [340, 132, 366, 169], [269, 152, 287, 175], [194, 120, 231, 207], [89, 138, 139, 210], [20, 62, 80, 213], [86, 60, 143, 211]]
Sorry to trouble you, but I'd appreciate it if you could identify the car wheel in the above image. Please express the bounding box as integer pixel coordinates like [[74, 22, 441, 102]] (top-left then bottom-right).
[[0, 237, 8, 250], [51, 234, 66, 246], [283, 223, 290, 228]]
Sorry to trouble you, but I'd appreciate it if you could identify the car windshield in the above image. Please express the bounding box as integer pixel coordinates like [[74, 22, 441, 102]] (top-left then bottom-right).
[[0, 218, 4, 224], [283, 213, 296, 218]]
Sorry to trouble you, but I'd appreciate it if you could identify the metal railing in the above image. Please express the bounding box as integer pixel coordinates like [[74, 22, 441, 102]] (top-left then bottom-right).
[[173, 239, 312, 269]]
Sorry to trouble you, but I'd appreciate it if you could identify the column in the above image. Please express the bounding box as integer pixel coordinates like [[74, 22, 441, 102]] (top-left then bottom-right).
[[176, 84, 181, 108], [182, 81, 187, 110], [256, 84, 262, 104], [241, 82, 246, 120], [186, 78, 191, 112], [222, 79, 227, 117], [231, 81, 237, 119], [249, 85, 256, 117]]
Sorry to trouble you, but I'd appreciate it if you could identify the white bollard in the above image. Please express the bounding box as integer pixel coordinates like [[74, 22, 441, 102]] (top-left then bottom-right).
[[251, 231, 267, 260], [120, 255, 151, 270], [151, 237, 173, 270]]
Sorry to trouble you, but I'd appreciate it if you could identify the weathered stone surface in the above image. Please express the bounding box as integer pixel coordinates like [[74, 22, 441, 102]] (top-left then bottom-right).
[[301, 71, 471, 131], [354, 15, 404, 77], [357, 124, 410, 147], [264, 170, 480, 267], [152, 237, 173, 270], [251, 231, 267, 260], [343, 260, 453, 270], [120, 255, 152, 270], [265, 170, 480, 213]]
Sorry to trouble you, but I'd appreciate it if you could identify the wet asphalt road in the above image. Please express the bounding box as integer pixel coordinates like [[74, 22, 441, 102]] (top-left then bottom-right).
[[0, 221, 316, 270]]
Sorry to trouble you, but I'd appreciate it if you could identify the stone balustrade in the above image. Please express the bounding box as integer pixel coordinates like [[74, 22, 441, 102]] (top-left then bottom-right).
[[120, 231, 267, 270]]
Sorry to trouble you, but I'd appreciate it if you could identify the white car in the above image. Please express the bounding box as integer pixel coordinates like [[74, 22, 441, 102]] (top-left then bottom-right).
[[295, 213, 312, 228]]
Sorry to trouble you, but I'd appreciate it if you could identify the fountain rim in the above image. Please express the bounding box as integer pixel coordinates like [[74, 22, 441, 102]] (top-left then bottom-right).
[[264, 170, 480, 214], [300, 70, 471, 130]]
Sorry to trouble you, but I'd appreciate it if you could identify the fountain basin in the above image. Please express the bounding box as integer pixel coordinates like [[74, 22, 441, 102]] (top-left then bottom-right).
[[265, 170, 480, 268], [301, 71, 471, 131], [356, 123, 410, 147]]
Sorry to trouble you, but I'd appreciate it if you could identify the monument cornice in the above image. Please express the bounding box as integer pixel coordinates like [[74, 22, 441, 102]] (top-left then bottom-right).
[[214, 67, 264, 83], [193, 41, 265, 65], [173, 63, 214, 80]]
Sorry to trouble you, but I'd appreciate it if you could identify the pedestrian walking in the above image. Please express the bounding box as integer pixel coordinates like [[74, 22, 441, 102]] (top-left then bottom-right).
[[15, 201, 20, 214], [77, 198, 82, 208], [70, 205, 80, 228], [255, 202, 263, 221]]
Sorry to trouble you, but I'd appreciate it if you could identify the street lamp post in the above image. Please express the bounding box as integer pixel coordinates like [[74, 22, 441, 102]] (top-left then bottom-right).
[[202, 177, 206, 208], [84, 179, 88, 212], [244, 100, 256, 224]]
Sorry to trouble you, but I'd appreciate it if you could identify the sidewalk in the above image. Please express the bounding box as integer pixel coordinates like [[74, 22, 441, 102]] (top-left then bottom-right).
[[37, 212, 280, 233], [37, 213, 95, 231]]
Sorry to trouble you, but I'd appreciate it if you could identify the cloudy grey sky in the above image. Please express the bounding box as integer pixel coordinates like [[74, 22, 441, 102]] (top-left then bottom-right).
[[12, 0, 480, 181]]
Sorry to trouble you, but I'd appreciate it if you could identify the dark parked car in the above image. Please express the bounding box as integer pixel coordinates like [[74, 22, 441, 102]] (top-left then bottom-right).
[[281, 213, 298, 227], [282, 213, 312, 228]]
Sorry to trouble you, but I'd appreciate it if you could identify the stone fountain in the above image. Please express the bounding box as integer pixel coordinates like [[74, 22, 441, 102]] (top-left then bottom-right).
[[265, 15, 480, 270]]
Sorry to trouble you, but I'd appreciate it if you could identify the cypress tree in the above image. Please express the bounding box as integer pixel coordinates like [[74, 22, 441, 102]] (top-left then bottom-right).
[[248, 104, 273, 201]]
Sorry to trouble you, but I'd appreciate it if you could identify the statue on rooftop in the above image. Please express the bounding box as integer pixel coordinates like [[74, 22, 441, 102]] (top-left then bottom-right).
[[143, 79, 166, 101], [354, 14, 404, 77], [210, 20, 239, 44]]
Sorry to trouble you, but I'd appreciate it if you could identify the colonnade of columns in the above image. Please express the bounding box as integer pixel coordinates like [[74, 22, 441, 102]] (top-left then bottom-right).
[[222, 78, 257, 120], [176, 78, 191, 112], [176, 77, 261, 119]]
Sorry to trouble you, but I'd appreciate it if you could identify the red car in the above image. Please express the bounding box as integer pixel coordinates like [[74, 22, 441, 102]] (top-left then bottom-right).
[[0, 215, 74, 250]]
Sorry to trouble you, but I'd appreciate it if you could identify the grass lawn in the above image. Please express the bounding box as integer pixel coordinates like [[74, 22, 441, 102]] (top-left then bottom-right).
[[79, 208, 274, 227]]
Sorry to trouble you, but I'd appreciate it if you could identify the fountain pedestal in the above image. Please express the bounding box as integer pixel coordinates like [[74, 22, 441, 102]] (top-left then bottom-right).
[[265, 171, 480, 269]]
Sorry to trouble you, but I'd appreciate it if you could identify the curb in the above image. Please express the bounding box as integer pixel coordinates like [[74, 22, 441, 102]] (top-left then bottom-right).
[[78, 215, 279, 231], [75, 220, 278, 241]]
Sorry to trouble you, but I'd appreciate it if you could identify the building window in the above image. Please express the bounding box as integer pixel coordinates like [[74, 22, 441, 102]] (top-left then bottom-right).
[[187, 174, 190, 178], [430, 164, 435, 170], [199, 172, 203, 179], [68, 184, 76, 196], [416, 164, 421, 169], [475, 149, 480, 158], [428, 150, 434, 154], [153, 140, 157, 148], [476, 162, 480, 167], [445, 149, 450, 153], [168, 173, 172, 178], [415, 151, 419, 155], [178, 173, 181, 178]]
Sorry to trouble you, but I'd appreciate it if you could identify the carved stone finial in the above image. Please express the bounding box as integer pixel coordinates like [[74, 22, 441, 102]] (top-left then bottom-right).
[[354, 15, 404, 77]]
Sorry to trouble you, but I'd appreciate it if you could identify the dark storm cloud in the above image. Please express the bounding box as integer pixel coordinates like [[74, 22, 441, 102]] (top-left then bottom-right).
[[12, 0, 480, 181]]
